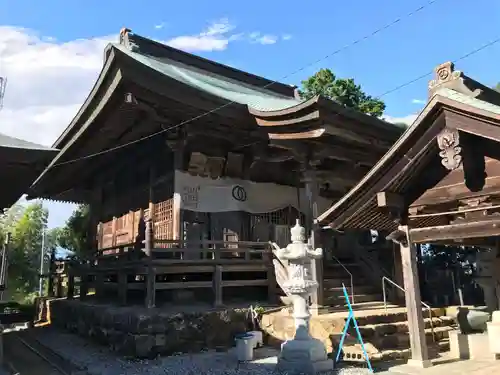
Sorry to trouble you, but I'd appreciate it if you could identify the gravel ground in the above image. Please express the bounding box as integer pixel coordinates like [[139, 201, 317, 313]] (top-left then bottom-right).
[[33, 328, 376, 375]]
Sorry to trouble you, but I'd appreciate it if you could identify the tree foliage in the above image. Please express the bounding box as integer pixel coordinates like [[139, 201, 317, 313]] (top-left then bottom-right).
[[57, 204, 89, 258], [0, 202, 58, 302], [299, 68, 386, 117]]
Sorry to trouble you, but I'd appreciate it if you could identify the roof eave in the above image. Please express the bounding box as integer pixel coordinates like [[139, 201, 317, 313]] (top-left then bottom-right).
[[316, 94, 445, 228], [51, 46, 119, 149], [31, 55, 124, 191]]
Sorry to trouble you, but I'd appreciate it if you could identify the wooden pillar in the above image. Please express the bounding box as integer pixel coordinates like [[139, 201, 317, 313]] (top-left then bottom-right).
[[79, 272, 89, 300], [55, 276, 63, 298], [303, 166, 324, 311], [399, 225, 431, 368], [0, 233, 10, 301], [90, 189, 104, 298], [392, 242, 405, 301], [144, 167, 156, 308], [213, 265, 223, 307], [48, 250, 56, 297], [171, 141, 185, 241], [117, 247, 128, 305], [67, 272, 75, 299]]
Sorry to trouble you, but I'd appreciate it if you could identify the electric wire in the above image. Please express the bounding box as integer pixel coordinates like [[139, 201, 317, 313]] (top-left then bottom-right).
[[48, 0, 444, 168]]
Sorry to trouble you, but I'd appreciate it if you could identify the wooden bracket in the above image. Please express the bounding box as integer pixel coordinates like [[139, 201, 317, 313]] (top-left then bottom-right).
[[377, 191, 407, 224], [437, 127, 462, 170]]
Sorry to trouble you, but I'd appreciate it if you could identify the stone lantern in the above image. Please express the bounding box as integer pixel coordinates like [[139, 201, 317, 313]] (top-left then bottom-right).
[[270, 219, 333, 374]]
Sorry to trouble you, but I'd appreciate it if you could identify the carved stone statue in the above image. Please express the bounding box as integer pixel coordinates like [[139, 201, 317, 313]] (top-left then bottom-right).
[[270, 219, 332, 374]]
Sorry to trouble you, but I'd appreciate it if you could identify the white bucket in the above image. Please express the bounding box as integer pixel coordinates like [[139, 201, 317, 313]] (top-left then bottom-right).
[[247, 330, 263, 348], [235, 333, 254, 361]]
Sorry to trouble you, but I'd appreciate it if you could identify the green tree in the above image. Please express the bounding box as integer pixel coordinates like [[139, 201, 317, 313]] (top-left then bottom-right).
[[299, 68, 386, 117], [494, 82, 500, 93], [57, 204, 90, 259], [0, 202, 57, 302]]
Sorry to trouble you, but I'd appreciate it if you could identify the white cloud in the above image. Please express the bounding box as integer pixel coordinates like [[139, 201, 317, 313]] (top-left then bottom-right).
[[154, 23, 166, 30], [0, 21, 286, 227], [383, 114, 418, 126], [248, 32, 278, 45], [282, 34, 292, 41], [167, 18, 237, 52], [0, 26, 113, 145], [411, 98, 426, 104]]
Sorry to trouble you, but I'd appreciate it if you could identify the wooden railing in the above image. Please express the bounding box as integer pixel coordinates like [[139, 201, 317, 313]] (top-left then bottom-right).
[[68, 240, 277, 307], [152, 239, 269, 262]]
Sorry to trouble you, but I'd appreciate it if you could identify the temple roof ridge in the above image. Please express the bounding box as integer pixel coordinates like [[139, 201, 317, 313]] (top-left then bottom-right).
[[428, 61, 500, 106], [116, 28, 297, 99]]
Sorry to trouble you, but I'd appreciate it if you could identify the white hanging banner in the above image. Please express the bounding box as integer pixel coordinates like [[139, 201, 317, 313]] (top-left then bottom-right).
[[174, 171, 333, 214]]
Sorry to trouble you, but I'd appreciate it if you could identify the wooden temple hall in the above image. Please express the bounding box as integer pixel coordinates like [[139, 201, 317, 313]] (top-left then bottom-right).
[[28, 28, 404, 308], [318, 61, 500, 367]]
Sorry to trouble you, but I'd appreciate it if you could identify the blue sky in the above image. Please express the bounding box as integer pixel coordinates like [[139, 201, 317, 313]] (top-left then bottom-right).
[[1, 0, 500, 229]]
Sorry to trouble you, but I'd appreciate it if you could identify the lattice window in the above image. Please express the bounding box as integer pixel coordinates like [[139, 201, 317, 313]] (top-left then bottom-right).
[[249, 206, 304, 242], [154, 198, 174, 247], [101, 221, 114, 249]]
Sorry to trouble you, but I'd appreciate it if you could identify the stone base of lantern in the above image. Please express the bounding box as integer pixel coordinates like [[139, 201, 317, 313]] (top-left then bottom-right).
[[276, 337, 333, 374]]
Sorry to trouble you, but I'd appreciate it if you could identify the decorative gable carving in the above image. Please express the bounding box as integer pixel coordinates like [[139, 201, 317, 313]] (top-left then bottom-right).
[[437, 128, 462, 170], [428, 61, 482, 98]]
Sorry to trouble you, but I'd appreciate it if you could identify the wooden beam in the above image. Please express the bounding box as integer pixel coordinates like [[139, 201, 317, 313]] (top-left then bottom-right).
[[445, 109, 500, 143], [377, 191, 405, 211], [410, 217, 500, 243], [398, 225, 431, 368], [270, 139, 380, 166]]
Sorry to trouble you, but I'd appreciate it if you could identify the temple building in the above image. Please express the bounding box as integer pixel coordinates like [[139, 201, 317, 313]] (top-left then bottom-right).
[[0, 133, 57, 211], [318, 61, 500, 367], [29, 28, 403, 308]]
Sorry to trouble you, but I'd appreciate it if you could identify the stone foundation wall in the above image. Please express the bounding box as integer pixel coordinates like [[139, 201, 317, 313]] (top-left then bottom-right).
[[259, 310, 345, 353], [49, 299, 250, 358]]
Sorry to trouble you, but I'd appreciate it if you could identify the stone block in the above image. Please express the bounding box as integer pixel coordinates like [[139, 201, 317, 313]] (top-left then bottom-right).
[[449, 330, 492, 360], [487, 321, 500, 355]]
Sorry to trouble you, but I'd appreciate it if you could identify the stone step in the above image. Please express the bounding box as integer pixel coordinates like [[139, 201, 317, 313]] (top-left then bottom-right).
[[323, 265, 360, 277], [323, 285, 376, 295], [353, 307, 445, 326], [357, 316, 456, 338], [324, 293, 382, 305], [323, 278, 369, 288], [340, 337, 451, 363], [371, 326, 454, 350]]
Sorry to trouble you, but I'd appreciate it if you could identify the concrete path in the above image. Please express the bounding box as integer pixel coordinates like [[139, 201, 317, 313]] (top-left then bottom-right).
[[381, 357, 500, 375]]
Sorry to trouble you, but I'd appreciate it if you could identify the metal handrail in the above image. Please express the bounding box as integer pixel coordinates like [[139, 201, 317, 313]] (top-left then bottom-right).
[[382, 276, 435, 342], [331, 254, 355, 305]]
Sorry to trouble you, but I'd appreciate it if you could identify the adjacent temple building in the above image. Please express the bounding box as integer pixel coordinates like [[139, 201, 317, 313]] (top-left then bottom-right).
[[30, 28, 403, 309]]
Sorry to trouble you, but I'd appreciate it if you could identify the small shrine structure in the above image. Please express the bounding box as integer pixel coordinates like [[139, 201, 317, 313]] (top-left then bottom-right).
[[318, 61, 500, 367]]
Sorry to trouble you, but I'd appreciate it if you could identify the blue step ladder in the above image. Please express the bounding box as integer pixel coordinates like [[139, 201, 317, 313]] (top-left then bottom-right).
[[334, 283, 374, 373]]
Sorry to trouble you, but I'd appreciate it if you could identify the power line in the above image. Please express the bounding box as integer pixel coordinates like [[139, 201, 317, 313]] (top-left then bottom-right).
[[229, 36, 500, 153], [49, 0, 442, 168], [53, 34, 500, 169], [378, 36, 500, 98]]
